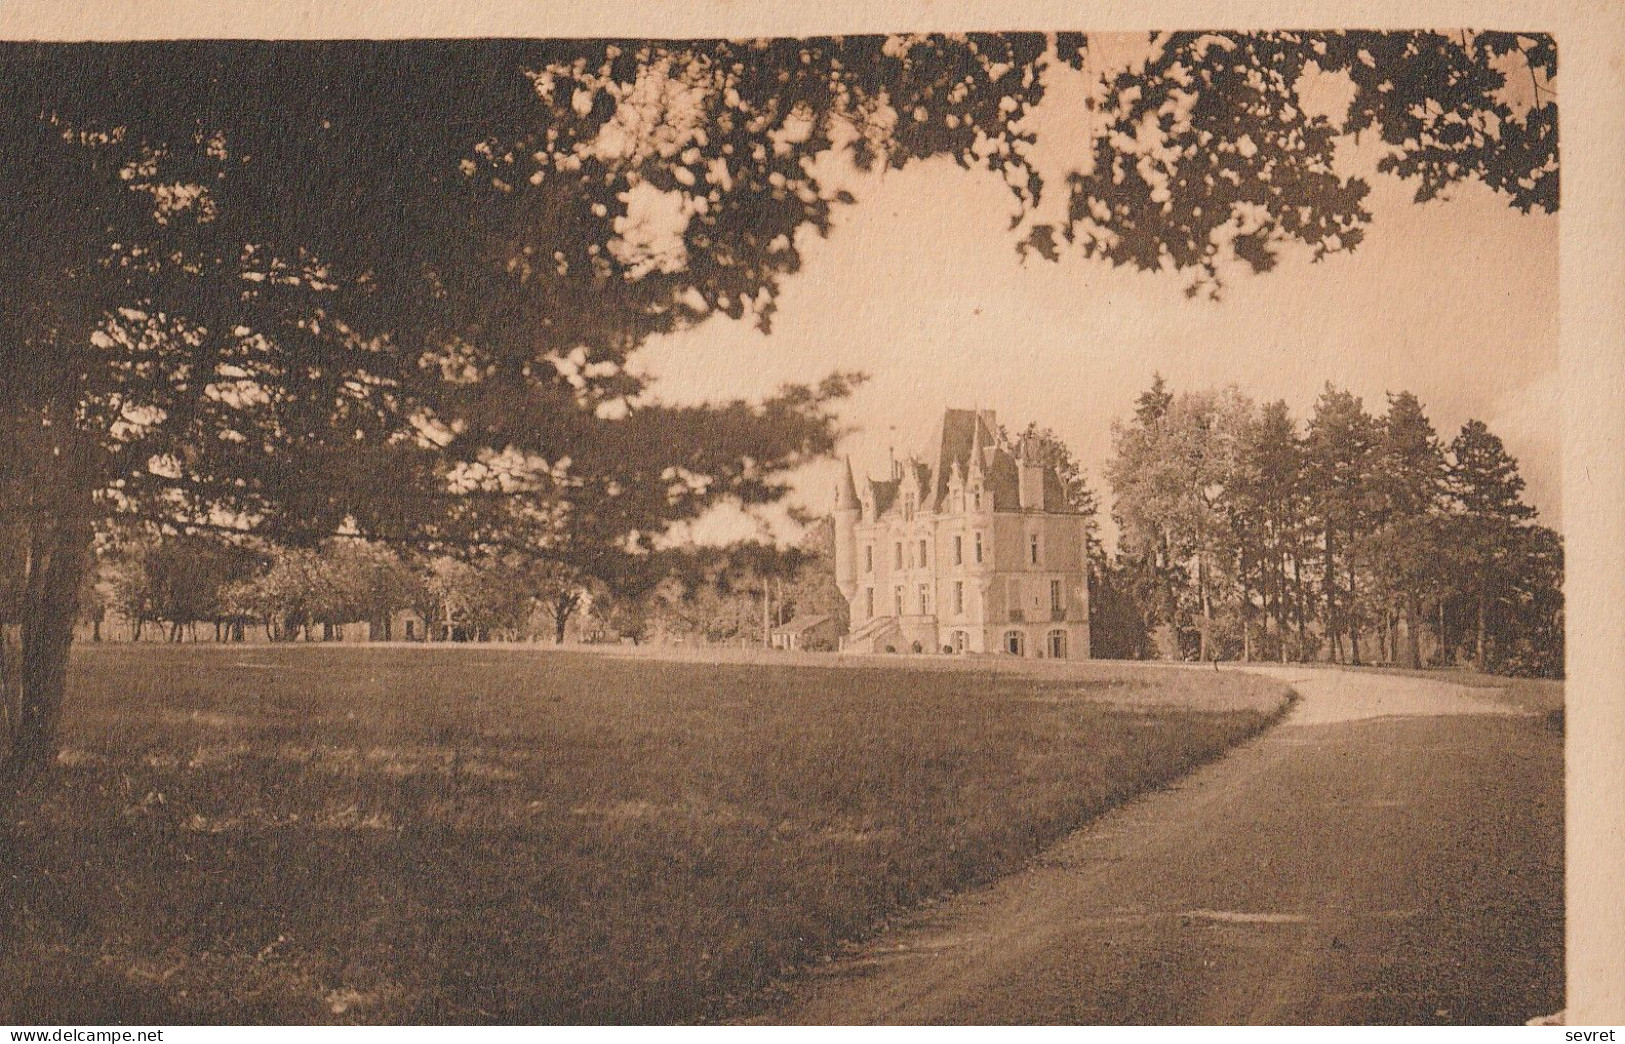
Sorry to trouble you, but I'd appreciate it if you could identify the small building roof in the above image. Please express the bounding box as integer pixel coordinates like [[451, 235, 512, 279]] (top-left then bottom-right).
[[771, 613, 835, 636]]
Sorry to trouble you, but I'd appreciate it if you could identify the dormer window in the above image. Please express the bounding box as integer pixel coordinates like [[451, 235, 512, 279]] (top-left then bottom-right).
[[972, 489, 982, 511]]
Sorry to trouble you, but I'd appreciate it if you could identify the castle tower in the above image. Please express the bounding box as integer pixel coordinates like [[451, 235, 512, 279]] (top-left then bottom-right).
[[1017, 432, 1047, 511], [833, 456, 860, 599]]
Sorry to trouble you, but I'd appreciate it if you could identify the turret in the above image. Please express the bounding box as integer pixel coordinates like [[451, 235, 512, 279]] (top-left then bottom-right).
[[1017, 433, 1047, 511], [966, 414, 987, 510], [833, 456, 860, 599]]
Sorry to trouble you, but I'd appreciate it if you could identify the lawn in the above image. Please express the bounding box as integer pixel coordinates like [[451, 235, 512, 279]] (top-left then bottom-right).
[[0, 645, 1291, 1025]]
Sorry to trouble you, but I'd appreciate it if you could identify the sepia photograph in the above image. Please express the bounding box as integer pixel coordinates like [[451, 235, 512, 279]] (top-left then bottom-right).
[[0, 3, 1615, 1029]]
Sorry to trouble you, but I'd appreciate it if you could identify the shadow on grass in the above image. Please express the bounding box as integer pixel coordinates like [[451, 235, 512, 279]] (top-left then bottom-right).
[[3, 646, 1295, 1024]]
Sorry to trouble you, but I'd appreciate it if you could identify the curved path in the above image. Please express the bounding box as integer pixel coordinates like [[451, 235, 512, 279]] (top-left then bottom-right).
[[753, 667, 1564, 1025]]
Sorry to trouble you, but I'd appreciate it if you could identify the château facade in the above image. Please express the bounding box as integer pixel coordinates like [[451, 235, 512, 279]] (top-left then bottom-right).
[[834, 408, 1090, 658]]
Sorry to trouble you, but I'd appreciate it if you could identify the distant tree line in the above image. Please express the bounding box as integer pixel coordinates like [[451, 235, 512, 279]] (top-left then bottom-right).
[[1087, 376, 1562, 677], [78, 525, 846, 651]]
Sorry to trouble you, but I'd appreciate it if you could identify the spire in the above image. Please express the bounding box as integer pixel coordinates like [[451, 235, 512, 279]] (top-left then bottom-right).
[[835, 455, 859, 510], [969, 411, 985, 473]]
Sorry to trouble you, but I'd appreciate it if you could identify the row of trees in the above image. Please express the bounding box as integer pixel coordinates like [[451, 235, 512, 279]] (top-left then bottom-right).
[[78, 526, 847, 650], [1091, 377, 1562, 676], [82, 537, 617, 645]]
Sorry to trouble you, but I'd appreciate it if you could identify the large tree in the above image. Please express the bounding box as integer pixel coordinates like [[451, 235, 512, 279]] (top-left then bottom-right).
[[1304, 385, 1379, 664], [0, 37, 1049, 791], [1029, 31, 1557, 294], [1108, 385, 1252, 661], [1362, 392, 1449, 667], [1446, 419, 1539, 671], [1226, 399, 1313, 661]]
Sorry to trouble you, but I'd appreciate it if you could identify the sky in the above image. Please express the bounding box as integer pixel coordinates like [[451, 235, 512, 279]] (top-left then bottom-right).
[[633, 38, 1560, 548]]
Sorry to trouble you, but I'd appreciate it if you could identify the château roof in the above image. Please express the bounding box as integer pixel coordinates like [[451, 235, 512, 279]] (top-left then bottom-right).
[[850, 408, 1077, 517], [866, 476, 900, 516], [924, 408, 999, 508], [835, 456, 859, 509]]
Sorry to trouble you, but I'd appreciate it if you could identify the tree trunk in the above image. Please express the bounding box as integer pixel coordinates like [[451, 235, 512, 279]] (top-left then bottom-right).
[[2, 509, 94, 796], [1196, 554, 1210, 662], [1346, 547, 1361, 667], [1240, 575, 1251, 663], [1475, 587, 1487, 672], [1323, 526, 1338, 663], [1293, 555, 1306, 656]]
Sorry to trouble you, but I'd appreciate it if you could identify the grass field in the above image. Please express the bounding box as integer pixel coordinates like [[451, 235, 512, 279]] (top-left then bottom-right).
[[0, 645, 1291, 1025]]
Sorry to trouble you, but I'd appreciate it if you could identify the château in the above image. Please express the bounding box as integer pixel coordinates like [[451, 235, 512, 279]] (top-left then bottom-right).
[[834, 409, 1090, 658]]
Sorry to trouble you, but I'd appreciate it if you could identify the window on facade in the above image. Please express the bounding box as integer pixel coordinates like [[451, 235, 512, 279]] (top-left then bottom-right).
[[954, 581, 965, 615], [864, 545, 873, 573], [974, 531, 984, 563], [1048, 630, 1067, 659], [1005, 631, 1024, 656], [953, 534, 963, 565], [894, 542, 903, 570], [894, 586, 904, 616], [918, 584, 928, 614], [1030, 533, 1040, 565], [865, 587, 875, 618], [918, 538, 928, 568], [1051, 579, 1063, 611], [973, 489, 982, 510]]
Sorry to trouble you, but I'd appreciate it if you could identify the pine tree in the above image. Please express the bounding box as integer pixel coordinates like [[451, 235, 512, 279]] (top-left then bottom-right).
[[1305, 385, 1378, 664], [1232, 399, 1310, 661], [1446, 419, 1538, 671], [1366, 392, 1448, 667]]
